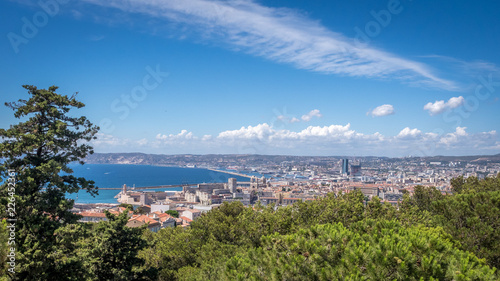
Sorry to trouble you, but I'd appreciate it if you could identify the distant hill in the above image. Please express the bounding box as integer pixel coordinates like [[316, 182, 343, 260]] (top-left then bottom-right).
[[84, 153, 347, 166], [422, 154, 500, 163], [84, 152, 500, 166]]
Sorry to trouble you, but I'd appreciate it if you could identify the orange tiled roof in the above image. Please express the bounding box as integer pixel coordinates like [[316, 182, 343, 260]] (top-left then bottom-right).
[[79, 212, 106, 218], [129, 214, 159, 225], [180, 216, 193, 223]]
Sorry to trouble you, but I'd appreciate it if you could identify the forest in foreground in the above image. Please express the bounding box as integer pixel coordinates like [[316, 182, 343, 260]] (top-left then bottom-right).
[[138, 175, 500, 281], [1, 86, 499, 280]]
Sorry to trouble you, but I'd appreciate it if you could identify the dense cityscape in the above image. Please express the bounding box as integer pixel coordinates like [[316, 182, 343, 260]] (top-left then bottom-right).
[[75, 153, 500, 230]]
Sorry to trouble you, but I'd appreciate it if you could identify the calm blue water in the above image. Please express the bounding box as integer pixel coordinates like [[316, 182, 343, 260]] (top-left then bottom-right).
[[66, 164, 249, 204]]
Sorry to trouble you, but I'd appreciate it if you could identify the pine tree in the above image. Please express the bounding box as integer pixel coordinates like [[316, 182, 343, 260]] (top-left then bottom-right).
[[0, 85, 99, 279], [223, 220, 497, 280], [81, 210, 155, 280]]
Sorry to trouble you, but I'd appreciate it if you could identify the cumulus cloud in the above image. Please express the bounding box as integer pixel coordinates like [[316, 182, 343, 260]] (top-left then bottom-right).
[[369, 104, 395, 117], [439, 127, 469, 145], [215, 124, 362, 152], [424, 96, 464, 115], [301, 109, 322, 122], [296, 124, 353, 138], [93, 125, 499, 156], [217, 123, 274, 140], [397, 127, 422, 139], [156, 129, 195, 140], [202, 135, 213, 141], [80, 0, 458, 90]]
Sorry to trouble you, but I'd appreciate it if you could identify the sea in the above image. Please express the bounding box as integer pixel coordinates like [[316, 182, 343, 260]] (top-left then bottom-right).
[[66, 164, 251, 204]]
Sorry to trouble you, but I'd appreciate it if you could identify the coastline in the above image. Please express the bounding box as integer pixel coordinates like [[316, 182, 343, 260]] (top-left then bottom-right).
[[66, 164, 254, 204]]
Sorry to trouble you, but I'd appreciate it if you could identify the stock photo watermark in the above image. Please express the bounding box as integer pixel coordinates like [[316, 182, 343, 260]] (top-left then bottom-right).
[[99, 64, 169, 134], [415, 72, 500, 157], [353, 0, 410, 47], [7, 0, 68, 54], [5, 169, 17, 276], [443, 74, 500, 127]]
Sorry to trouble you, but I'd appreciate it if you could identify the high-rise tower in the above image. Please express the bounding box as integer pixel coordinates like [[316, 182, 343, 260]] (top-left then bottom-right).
[[341, 159, 349, 175], [228, 178, 237, 193]]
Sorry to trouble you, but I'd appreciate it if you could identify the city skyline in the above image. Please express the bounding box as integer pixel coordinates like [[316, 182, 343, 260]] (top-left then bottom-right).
[[1, 0, 500, 157]]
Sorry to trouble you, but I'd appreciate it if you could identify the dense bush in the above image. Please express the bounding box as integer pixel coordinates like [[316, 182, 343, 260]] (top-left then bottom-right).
[[224, 220, 496, 280]]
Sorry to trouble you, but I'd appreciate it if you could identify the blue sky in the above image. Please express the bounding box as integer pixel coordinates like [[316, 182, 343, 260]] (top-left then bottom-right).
[[1, 0, 500, 157]]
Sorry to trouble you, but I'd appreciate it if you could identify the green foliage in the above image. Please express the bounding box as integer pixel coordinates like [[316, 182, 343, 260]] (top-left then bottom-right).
[[396, 177, 500, 271], [397, 193, 434, 227], [48, 222, 93, 280], [49, 210, 155, 281], [0, 219, 9, 279], [134, 206, 148, 214], [433, 191, 500, 269], [224, 220, 496, 281], [118, 203, 134, 209], [190, 201, 246, 245], [0, 85, 99, 279], [452, 175, 500, 194], [176, 239, 244, 281], [364, 196, 397, 221], [397, 177, 500, 270], [294, 191, 366, 228], [451, 176, 466, 194], [143, 181, 500, 280], [82, 210, 154, 280], [166, 210, 179, 218], [408, 185, 444, 213], [0, 86, 153, 280], [141, 227, 203, 280]]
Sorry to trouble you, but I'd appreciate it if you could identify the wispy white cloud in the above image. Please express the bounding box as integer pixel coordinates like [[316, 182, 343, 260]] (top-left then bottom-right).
[[88, 35, 105, 41], [71, 9, 84, 20], [424, 96, 464, 115], [156, 130, 195, 142], [420, 55, 500, 76], [369, 104, 394, 117], [92, 133, 129, 146], [301, 109, 322, 122], [137, 138, 148, 146], [80, 0, 459, 90], [276, 110, 321, 124], [276, 115, 300, 124]]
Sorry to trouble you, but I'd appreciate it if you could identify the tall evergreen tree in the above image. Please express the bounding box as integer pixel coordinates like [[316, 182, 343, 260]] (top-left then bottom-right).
[[81, 210, 155, 280], [0, 85, 99, 280]]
